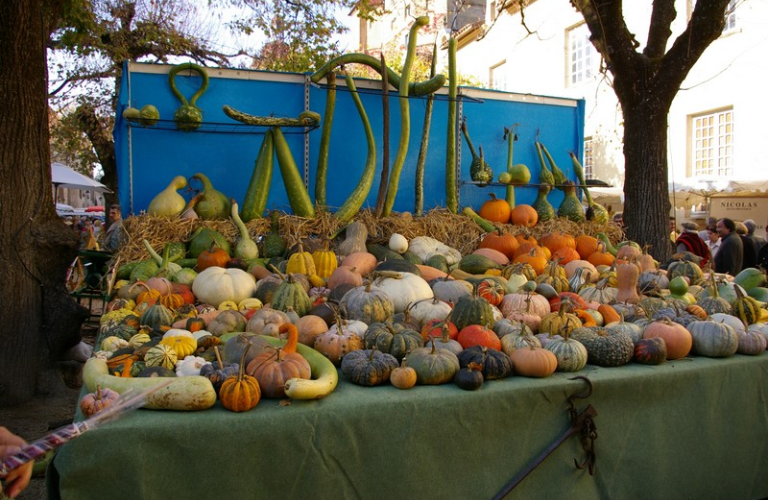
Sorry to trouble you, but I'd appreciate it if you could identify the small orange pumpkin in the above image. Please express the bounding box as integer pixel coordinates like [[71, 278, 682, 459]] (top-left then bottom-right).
[[478, 231, 520, 260], [478, 193, 512, 223], [219, 344, 261, 412], [196, 242, 231, 272], [513, 248, 548, 276], [510, 204, 538, 227]]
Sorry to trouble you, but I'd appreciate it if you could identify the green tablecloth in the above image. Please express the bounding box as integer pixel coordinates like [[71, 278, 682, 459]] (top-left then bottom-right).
[[47, 354, 768, 500]]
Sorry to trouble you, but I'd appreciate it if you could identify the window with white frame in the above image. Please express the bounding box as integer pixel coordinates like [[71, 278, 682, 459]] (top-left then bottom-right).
[[489, 60, 507, 91], [691, 108, 733, 177], [724, 0, 737, 32], [583, 137, 594, 180], [567, 23, 597, 86]]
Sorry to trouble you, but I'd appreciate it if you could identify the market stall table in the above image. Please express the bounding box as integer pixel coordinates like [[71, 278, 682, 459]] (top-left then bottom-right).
[[47, 353, 768, 500]]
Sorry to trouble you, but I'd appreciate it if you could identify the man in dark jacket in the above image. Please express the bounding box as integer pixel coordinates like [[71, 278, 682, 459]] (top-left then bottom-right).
[[714, 218, 743, 275]]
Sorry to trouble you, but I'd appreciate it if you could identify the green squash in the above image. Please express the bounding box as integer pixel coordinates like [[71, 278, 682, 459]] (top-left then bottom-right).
[[456, 346, 513, 380], [188, 227, 231, 258], [190, 173, 231, 220], [570, 326, 634, 367], [449, 292, 495, 331], [363, 322, 423, 362], [339, 282, 395, 325], [270, 274, 312, 317], [688, 320, 739, 358], [263, 211, 287, 258], [139, 304, 175, 331], [557, 181, 585, 223], [404, 340, 460, 385]]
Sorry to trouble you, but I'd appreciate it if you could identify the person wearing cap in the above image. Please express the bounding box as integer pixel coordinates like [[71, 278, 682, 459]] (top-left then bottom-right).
[[714, 218, 743, 275], [100, 204, 129, 253], [674, 221, 711, 266]]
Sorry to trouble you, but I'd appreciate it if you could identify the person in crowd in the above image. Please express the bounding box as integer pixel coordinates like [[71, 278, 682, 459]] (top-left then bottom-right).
[[735, 221, 757, 269], [612, 212, 623, 227], [758, 236, 768, 270], [0, 426, 33, 498], [92, 218, 103, 239], [675, 221, 711, 266], [698, 216, 717, 241], [743, 219, 766, 256], [714, 218, 743, 275], [669, 218, 678, 242], [100, 204, 129, 253], [705, 225, 721, 259], [79, 218, 94, 250]]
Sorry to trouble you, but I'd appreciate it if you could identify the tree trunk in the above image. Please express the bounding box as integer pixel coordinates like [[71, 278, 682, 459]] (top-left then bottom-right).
[[621, 102, 673, 263], [0, 0, 86, 406], [76, 104, 119, 210]]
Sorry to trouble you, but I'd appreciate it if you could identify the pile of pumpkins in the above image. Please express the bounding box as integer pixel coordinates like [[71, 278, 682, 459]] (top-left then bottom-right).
[[91, 222, 768, 411]]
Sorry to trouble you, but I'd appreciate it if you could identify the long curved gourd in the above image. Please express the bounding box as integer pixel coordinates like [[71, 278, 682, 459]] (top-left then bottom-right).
[[315, 72, 336, 209], [82, 358, 217, 411], [168, 63, 209, 131], [240, 130, 274, 222], [272, 127, 315, 218], [334, 73, 376, 222], [222, 106, 321, 127], [311, 53, 446, 97], [414, 43, 438, 217], [445, 36, 458, 213], [258, 335, 338, 400], [383, 16, 429, 216]]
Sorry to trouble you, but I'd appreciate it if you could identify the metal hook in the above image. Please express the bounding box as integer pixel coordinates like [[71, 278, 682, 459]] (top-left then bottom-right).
[[567, 376, 593, 402]]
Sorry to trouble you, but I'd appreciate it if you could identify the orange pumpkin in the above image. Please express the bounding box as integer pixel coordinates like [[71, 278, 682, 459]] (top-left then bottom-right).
[[246, 323, 311, 398], [510, 204, 538, 227], [642, 318, 692, 360], [575, 235, 599, 260], [478, 193, 511, 223], [479, 231, 519, 260], [131, 282, 161, 306], [457, 324, 502, 350], [552, 246, 580, 265], [219, 344, 261, 412], [197, 242, 231, 272], [587, 242, 615, 267], [539, 232, 576, 255], [513, 248, 548, 275], [477, 278, 505, 306], [597, 304, 621, 324], [509, 343, 558, 377]]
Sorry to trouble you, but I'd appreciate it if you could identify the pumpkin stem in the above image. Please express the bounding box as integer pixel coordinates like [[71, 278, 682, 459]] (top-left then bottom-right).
[[213, 345, 224, 370], [236, 343, 251, 382]]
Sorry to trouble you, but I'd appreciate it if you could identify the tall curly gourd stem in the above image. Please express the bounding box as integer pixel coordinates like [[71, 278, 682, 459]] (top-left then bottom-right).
[[445, 36, 458, 213], [334, 73, 377, 222], [315, 72, 336, 210], [414, 43, 438, 217], [382, 16, 429, 217], [310, 53, 445, 97], [168, 63, 209, 106]]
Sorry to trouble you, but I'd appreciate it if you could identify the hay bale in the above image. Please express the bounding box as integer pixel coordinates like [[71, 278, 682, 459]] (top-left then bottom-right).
[[113, 209, 622, 265]]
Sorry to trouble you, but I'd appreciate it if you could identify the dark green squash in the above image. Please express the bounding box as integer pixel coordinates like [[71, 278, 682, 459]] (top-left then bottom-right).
[[570, 326, 634, 367], [449, 290, 495, 331], [457, 346, 513, 380], [375, 259, 421, 277], [139, 304, 175, 331], [340, 349, 399, 386], [270, 274, 312, 317], [363, 322, 422, 361], [454, 363, 484, 391], [633, 337, 667, 365]]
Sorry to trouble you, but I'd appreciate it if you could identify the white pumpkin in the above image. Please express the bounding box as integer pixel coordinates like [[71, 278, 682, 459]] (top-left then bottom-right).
[[373, 272, 434, 313], [709, 313, 746, 334], [327, 318, 368, 337], [192, 266, 257, 308], [408, 236, 462, 266], [431, 279, 472, 304], [408, 298, 452, 328], [388, 233, 409, 254], [175, 356, 208, 377]]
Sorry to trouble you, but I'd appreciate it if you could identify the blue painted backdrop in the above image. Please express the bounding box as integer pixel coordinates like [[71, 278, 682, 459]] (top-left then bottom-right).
[[115, 62, 585, 216]]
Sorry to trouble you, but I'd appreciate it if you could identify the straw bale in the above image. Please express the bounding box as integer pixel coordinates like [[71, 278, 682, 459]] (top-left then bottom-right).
[[113, 209, 623, 265]]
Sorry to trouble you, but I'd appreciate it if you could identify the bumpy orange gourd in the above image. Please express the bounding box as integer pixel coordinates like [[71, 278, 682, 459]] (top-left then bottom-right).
[[246, 323, 311, 398], [478, 193, 512, 223]]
